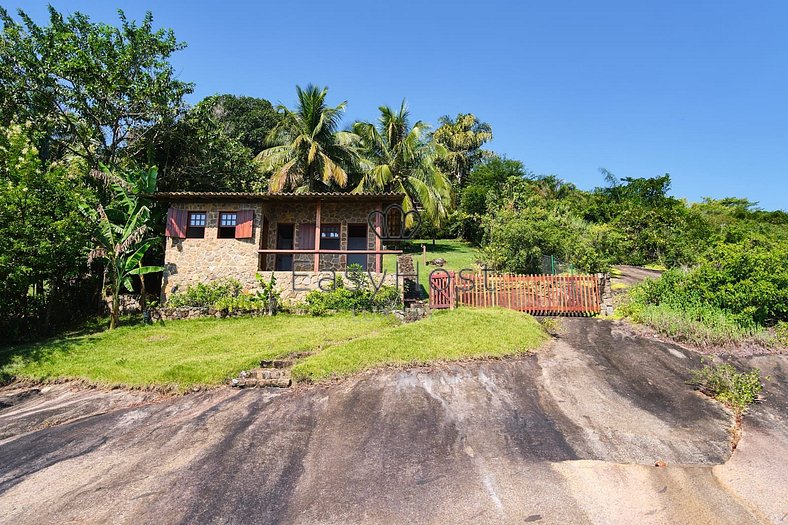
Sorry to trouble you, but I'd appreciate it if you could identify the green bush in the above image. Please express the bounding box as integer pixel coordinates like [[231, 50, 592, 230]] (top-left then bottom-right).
[[775, 321, 788, 347], [304, 265, 402, 316], [689, 361, 763, 415], [482, 207, 609, 274], [620, 240, 788, 346], [166, 274, 281, 315], [167, 278, 243, 308], [213, 294, 263, 314]]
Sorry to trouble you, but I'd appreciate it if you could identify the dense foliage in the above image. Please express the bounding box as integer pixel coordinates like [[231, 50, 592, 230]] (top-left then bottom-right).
[[0, 6, 192, 169], [168, 274, 281, 315], [619, 239, 788, 347], [304, 266, 402, 316], [456, 160, 712, 273], [629, 241, 788, 326], [0, 124, 95, 340], [141, 96, 274, 192], [167, 278, 244, 308]]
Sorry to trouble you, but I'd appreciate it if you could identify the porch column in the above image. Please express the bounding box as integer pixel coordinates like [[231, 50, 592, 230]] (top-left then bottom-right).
[[375, 201, 382, 273], [313, 199, 322, 272]]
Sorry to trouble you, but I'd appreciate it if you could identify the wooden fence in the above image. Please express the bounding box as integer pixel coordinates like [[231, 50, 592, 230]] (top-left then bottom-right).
[[429, 272, 601, 315]]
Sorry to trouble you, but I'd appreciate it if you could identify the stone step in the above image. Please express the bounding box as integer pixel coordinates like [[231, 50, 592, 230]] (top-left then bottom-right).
[[230, 367, 292, 388], [259, 359, 293, 369]]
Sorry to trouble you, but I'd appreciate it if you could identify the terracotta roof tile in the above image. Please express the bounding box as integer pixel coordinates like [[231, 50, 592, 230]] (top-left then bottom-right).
[[152, 191, 404, 202]]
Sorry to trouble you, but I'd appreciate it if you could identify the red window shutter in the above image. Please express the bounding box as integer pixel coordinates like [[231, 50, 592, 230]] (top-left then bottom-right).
[[235, 210, 254, 239], [298, 223, 316, 249], [166, 208, 187, 238]]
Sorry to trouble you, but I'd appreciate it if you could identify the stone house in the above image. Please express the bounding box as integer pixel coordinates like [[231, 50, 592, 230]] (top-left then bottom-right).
[[155, 192, 405, 302]]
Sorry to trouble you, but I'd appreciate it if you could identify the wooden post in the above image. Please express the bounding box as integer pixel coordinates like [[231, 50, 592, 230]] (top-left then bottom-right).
[[375, 201, 382, 273], [313, 199, 322, 273]]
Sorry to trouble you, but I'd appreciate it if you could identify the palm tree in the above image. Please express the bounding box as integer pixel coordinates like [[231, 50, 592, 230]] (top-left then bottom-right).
[[353, 101, 452, 227], [433, 113, 493, 187], [530, 175, 577, 200], [256, 85, 359, 192]]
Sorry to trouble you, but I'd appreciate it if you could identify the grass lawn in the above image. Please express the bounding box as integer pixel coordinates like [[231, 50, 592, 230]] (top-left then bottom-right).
[[0, 314, 397, 391], [291, 308, 548, 382], [382, 238, 483, 296], [0, 308, 547, 391]]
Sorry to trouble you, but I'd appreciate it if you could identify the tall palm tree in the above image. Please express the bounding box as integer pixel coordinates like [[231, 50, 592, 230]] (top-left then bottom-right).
[[353, 101, 452, 226], [433, 113, 493, 187], [256, 85, 359, 192]]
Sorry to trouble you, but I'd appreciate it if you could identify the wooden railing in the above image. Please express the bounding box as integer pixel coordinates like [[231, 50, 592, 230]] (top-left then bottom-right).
[[429, 272, 601, 315]]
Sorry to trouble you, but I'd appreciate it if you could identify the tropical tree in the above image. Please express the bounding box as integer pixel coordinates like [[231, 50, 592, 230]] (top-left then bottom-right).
[[433, 113, 493, 187], [0, 7, 193, 169], [256, 85, 359, 192], [0, 123, 94, 341], [84, 166, 163, 329], [140, 98, 265, 192], [203, 94, 280, 155], [353, 101, 452, 227], [530, 175, 577, 200]]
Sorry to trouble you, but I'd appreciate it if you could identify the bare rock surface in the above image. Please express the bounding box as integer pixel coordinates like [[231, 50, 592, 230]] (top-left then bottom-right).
[[0, 318, 786, 524]]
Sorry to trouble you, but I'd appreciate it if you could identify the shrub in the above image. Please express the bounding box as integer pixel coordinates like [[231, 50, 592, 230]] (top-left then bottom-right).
[[620, 240, 788, 347], [482, 207, 609, 274], [167, 278, 243, 308], [213, 294, 263, 314], [304, 265, 402, 316], [256, 272, 281, 315], [167, 275, 282, 316], [775, 321, 788, 347], [689, 361, 763, 415]]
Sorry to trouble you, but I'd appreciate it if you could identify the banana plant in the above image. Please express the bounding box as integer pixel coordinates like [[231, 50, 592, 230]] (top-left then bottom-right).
[[85, 166, 163, 329]]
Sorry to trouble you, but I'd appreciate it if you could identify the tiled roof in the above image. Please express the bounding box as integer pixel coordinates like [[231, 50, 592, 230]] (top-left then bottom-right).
[[152, 191, 404, 202]]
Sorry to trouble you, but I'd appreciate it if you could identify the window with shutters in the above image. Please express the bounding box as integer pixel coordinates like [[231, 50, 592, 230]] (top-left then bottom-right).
[[187, 212, 206, 238], [218, 212, 237, 239]]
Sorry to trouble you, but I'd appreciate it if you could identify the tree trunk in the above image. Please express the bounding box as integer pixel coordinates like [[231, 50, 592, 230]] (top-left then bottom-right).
[[110, 268, 120, 330], [110, 292, 120, 330], [139, 271, 147, 313]]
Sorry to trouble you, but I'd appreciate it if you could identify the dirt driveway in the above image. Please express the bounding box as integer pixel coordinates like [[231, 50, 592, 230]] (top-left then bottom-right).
[[0, 318, 786, 524]]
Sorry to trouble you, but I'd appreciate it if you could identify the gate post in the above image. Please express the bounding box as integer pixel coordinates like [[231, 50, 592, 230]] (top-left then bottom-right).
[[597, 272, 613, 316]]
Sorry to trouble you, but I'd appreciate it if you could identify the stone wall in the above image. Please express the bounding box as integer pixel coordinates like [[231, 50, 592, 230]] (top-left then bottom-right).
[[162, 202, 266, 300], [162, 199, 392, 304], [269, 270, 396, 304]]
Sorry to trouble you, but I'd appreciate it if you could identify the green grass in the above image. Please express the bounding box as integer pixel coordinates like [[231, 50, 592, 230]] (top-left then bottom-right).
[[291, 308, 548, 382], [382, 238, 482, 296], [626, 303, 770, 348], [0, 314, 398, 391], [1, 308, 549, 390]]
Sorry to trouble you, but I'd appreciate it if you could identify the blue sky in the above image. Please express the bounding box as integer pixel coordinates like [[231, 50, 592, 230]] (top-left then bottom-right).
[[8, 1, 788, 210]]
